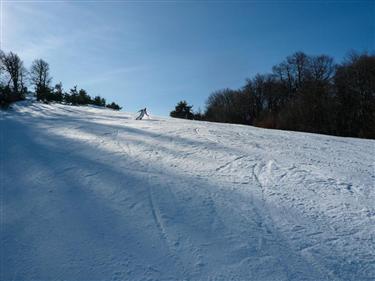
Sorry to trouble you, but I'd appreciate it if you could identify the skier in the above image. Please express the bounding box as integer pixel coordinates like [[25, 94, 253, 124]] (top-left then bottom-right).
[[136, 108, 149, 120]]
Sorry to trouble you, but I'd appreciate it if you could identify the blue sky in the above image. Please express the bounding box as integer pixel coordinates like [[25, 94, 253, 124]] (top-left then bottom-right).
[[2, 1, 374, 116]]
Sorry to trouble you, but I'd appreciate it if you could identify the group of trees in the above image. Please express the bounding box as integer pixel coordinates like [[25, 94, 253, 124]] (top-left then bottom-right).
[[0, 50, 122, 110], [42, 84, 121, 110], [171, 51, 374, 139]]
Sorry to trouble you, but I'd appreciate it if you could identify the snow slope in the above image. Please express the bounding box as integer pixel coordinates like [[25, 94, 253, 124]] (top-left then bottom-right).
[[1, 101, 375, 281]]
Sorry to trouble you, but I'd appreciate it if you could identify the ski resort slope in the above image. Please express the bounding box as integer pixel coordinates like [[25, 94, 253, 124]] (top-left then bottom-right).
[[1, 101, 375, 281]]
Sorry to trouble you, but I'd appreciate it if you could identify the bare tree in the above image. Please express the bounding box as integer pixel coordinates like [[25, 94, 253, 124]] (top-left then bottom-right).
[[286, 52, 310, 89], [310, 55, 335, 82], [30, 59, 52, 91], [0, 50, 4, 80], [0, 50, 5, 96], [0, 51, 27, 95]]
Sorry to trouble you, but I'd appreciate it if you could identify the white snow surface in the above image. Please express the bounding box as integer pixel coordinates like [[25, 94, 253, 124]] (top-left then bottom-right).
[[1, 101, 375, 281]]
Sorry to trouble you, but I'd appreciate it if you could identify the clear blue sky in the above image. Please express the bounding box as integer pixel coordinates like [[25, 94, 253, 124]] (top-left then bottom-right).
[[2, 1, 374, 116]]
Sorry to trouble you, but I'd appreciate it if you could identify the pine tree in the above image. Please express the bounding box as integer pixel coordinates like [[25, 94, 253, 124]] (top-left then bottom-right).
[[170, 100, 194, 119]]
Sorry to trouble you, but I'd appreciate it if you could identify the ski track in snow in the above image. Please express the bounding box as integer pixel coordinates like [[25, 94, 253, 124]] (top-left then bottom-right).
[[1, 101, 375, 281]]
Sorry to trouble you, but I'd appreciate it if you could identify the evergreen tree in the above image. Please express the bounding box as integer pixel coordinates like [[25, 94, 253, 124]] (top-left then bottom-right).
[[92, 95, 106, 106], [53, 82, 64, 103], [77, 89, 91, 105], [170, 100, 194, 119], [106, 102, 122, 110], [66, 86, 79, 105]]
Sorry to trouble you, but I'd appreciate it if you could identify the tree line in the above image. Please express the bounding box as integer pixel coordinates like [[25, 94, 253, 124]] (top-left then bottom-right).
[[0, 50, 122, 110], [171, 51, 375, 139]]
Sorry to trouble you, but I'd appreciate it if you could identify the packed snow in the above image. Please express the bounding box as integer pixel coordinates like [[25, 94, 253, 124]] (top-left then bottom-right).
[[1, 101, 375, 281]]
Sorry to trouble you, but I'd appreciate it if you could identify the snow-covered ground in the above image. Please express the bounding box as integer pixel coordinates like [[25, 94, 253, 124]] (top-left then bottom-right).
[[1, 101, 374, 281]]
